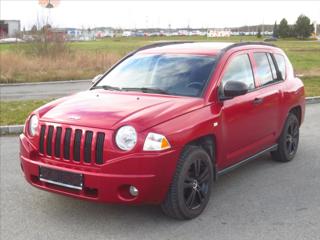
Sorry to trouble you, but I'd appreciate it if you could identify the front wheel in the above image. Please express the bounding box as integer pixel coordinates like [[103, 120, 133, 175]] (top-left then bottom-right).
[[271, 113, 300, 162], [161, 146, 213, 220]]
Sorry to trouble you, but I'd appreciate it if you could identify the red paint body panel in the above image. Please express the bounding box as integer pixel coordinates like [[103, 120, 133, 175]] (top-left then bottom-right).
[[20, 42, 305, 204]]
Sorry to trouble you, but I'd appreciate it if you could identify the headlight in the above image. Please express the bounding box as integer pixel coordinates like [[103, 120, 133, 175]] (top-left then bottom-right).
[[115, 125, 137, 151], [28, 115, 39, 137], [143, 132, 171, 151]]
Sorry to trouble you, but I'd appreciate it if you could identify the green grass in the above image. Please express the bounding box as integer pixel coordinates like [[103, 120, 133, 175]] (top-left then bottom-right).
[[0, 99, 52, 125], [301, 76, 320, 97]]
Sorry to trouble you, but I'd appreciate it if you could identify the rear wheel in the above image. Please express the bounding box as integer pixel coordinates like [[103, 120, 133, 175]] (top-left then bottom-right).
[[271, 113, 299, 162], [161, 146, 213, 220]]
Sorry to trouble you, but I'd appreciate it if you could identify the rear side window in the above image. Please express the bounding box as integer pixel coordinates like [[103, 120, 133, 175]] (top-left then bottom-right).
[[267, 54, 277, 79], [274, 54, 286, 80], [253, 52, 278, 86], [221, 54, 255, 90]]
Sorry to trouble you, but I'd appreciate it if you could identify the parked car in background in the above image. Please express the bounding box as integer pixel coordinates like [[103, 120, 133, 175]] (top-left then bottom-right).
[[264, 36, 278, 42], [20, 42, 305, 219]]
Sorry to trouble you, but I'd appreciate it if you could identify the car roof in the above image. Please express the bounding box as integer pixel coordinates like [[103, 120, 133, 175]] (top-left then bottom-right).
[[137, 42, 234, 56], [136, 41, 278, 56]]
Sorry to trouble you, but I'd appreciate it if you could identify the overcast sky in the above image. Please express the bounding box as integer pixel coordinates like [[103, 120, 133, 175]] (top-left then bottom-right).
[[1, 1, 319, 30]]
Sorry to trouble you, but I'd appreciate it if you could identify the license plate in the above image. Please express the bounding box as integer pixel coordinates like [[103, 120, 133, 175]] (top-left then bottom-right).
[[39, 167, 83, 190]]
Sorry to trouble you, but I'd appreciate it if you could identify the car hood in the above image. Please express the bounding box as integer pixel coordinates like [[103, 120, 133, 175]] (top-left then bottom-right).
[[39, 90, 205, 132]]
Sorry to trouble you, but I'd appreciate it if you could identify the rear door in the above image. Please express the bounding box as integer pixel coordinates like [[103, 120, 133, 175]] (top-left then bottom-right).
[[249, 51, 283, 146]]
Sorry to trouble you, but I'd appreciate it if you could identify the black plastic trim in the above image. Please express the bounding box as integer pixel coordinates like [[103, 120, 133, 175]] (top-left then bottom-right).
[[84, 131, 93, 163], [46, 126, 54, 156], [39, 125, 46, 154], [63, 128, 72, 160], [73, 129, 82, 162], [95, 132, 105, 165], [54, 127, 62, 158], [217, 144, 278, 177]]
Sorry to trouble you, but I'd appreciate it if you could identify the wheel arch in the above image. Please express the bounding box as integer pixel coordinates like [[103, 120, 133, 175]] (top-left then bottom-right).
[[183, 134, 217, 179], [289, 105, 302, 125]]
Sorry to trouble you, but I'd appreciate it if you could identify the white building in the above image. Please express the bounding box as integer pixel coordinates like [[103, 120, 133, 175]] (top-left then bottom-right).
[[0, 20, 20, 38], [207, 29, 231, 38]]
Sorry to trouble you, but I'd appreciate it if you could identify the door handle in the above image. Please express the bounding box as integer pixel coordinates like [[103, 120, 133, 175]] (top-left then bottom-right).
[[253, 97, 264, 105]]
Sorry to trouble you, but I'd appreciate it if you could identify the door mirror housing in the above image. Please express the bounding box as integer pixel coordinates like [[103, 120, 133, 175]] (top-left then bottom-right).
[[222, 81, 249, 99], [92, 74, 103, 85]]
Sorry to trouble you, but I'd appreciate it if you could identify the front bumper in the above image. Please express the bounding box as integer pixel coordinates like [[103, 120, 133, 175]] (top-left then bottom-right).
[[20, 134, 180, 204]]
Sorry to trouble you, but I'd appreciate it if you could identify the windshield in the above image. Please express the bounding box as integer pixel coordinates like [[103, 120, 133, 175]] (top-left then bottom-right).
[[95, 54, 216, 97]]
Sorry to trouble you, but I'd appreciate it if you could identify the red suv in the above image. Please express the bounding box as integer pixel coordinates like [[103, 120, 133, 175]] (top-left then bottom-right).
[[20, 42, 305, 219]]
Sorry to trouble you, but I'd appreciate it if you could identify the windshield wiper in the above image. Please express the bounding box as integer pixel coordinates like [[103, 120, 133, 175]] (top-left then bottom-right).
[[122, 87, 169, 95], [94, 85, 122, 91]]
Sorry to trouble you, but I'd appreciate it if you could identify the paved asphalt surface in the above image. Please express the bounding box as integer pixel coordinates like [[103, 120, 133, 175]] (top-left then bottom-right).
[[0, 80, 91, 101], [1, 104, 319, 240]]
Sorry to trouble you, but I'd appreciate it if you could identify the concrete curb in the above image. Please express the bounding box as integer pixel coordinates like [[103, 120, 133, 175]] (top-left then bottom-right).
[[0, 79, 91, 87], [1, 96, 319, 136], [305, 96, 320, 104], [0, 125, 24, 135]]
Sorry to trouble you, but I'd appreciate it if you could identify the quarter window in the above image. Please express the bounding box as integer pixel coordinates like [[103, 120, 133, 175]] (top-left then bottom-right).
[[221, 54, 255, 90], [274, 54, 286, 80], [267, 53, 277, 80]]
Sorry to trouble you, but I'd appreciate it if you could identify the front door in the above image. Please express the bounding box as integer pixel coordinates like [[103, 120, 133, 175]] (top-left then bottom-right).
[[218, 52, 265, 168]]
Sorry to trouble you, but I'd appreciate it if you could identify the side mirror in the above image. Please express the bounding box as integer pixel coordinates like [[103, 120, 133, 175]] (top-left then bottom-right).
[[222, 81, 248, 99], [92, 74, 103, 85]]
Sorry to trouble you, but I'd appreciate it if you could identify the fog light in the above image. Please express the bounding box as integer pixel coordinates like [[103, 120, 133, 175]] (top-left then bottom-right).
[[129, 185, 139, 197]]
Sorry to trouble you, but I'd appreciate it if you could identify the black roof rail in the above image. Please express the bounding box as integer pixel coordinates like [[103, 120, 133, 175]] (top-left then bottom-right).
[[221, 41, 277, 52], [133, 41, 276, 55], [133, 41, 194, 53]]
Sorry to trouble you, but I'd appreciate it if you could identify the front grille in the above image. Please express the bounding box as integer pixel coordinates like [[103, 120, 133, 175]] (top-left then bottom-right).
[[39, 124, 105, 165]]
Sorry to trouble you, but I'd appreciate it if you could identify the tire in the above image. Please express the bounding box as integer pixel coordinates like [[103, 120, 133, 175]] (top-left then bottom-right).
[[161, 145, 214, 220], [271, 113, 300, 162]]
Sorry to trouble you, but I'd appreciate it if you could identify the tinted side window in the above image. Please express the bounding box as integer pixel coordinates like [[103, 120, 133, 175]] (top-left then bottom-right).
[[221, 54, 255, 90], [253, 52, 278, 86], [267, 53, 277, 80], [274, 54, 286, 80]]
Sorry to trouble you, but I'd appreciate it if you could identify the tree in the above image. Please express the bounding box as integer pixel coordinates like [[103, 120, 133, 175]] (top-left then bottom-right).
[[273, 21, 279, 38], [294, 15, 314, 39], [278, 18, 290, 38], [257, 27, 262, 38], [31, 25, 38, 33]]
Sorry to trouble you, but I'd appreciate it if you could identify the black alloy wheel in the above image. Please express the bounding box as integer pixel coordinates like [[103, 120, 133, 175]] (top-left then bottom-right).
[[285, 119, 299, 156], [271, 112, 300, 162], [183, 158, 210, 210], [161, 146, 213, 219]]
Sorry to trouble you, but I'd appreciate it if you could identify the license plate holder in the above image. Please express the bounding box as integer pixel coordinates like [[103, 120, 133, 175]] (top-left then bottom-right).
[[39, 167, 83, 190]]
